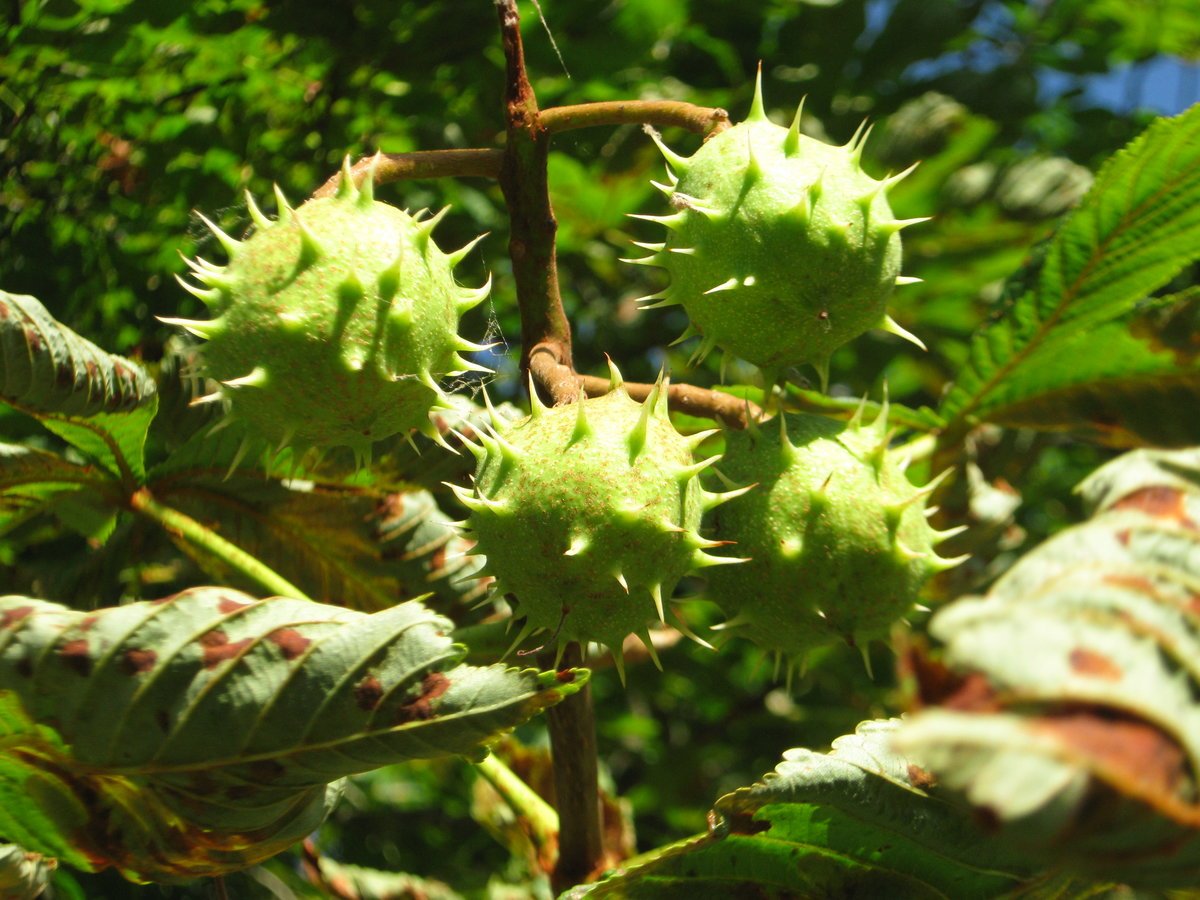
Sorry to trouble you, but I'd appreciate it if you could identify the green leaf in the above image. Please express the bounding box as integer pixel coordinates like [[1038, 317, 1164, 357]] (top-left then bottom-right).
[[0, 292, 156, 419], [954, 287, 1200, 446], [0, 442, 116, 538], [897, 447, 1200, 889], [0, 589, 585, 882], [376, 488, 492, 609], [1, 292, 158, 483], [938, 105, 1200, 443], [575, 720, 1033, 899], [149, 424, 492, 610], [149, 426, 418, 609]]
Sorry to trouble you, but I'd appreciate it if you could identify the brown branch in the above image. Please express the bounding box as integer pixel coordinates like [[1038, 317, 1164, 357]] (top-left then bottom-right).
[[541, 100, 730, 136], [495, 0, 573, 381], [311, 149, 504, 198], [540, 642, 604, 893], [529, 351, 763, 428], [529, 345, 582, 406], [581, 374, 762, 429]]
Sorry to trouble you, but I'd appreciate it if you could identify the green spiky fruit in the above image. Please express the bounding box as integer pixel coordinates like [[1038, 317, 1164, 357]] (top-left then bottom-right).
[[705, 407, 961, 671], [455, 368, 744, 672], [166, 160, 492, 457], [627, 74, 927, 387]]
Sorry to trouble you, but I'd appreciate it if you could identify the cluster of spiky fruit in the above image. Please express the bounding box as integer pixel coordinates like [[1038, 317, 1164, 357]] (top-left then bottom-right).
[[167, 158, 491, 459], [704, 404, 963, 678], [626, 73, 926, 387], [450, 365, 745, 677]]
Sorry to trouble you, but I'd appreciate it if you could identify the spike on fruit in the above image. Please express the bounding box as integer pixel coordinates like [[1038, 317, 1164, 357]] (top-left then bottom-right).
[[336, 155, 357, 201], [166, 182, 491, 453], [462, 380, 741, 655], [704, 410, 958, 674], [245, 189, 273, 231], [272, 184, 293, 222], [627, 78, 924, 388]]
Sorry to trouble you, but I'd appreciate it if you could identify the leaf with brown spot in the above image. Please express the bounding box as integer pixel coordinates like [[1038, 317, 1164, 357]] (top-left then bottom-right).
[[0, 588, 585, 883], [583, 720, 1036, 899], [897, 446, 1200, 889]]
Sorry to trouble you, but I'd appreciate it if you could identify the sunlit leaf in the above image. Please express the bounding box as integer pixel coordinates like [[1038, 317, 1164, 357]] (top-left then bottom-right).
[[1, 292, 158, 482], [938, 105, 1200, 445], [898, 447, 1200, 889], [0, 842, 56, 899], [574, 720, 1034, 899]]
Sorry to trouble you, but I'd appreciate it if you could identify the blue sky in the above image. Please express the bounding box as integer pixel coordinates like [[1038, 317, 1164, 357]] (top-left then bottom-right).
[[864, 0, 1200, 116]]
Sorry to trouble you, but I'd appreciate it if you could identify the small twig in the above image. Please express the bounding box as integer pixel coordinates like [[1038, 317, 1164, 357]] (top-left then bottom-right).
[[541, 100, 730, 136], [312, 148, 504, 198], [529, 347, 763, 427], [475, 752, 560, 872], [580, 373, 762, 429], [529, 345, 583, 406]]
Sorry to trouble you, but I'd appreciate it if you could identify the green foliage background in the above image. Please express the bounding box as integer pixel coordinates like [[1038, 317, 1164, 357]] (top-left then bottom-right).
[[3, 0, 1198, 895]]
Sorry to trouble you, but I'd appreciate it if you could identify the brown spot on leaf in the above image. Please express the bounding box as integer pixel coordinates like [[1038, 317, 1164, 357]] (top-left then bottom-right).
[[24, 327, 42, 352], [1068, 647, 1123, 681], [355, 675, 384, 711], [907, 764, 937, 790], [248, 759, 285, 783], [555, 670, 577, 684], [217, 595, 253, 614], [1102, 572, 1159, 595], [267, 628, 311, 660], [1112, 486, 1197, 529], [941, 672, 1003, 713], [429, 544, 447, 573], [395, 671, 451, 723], [77, 614, 99, 632], [1034, 709, 1187, 807], [1116, 529, 1132, 547], [122, 648, 157, 675], [1, 606, 34, 629], [58, 639, 91, 676], [199, 630, 252, 668]]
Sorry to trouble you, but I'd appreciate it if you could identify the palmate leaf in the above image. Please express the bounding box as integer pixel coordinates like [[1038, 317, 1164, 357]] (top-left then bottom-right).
[[574, 721, 1037, 899], [0, 588, 584, 882], [897, 447, 1200, 889], [376, 488, 491, 609], [937, 105, 1200, 445], [963, 288, 1200, 446], [148, 425, 488, 610], [0, 442, 116, 538], [1, 292, 158, 483]]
